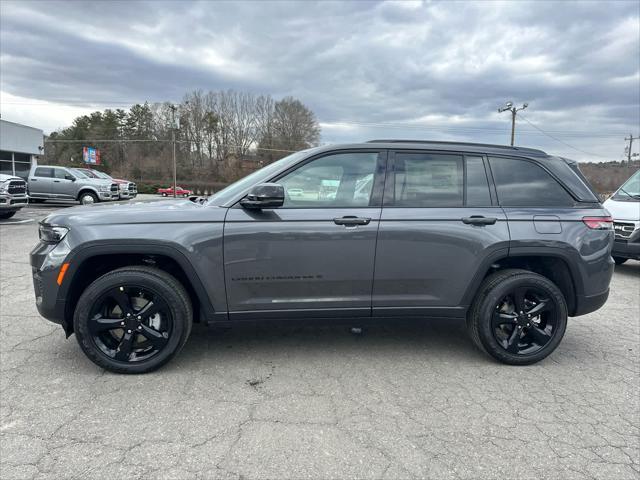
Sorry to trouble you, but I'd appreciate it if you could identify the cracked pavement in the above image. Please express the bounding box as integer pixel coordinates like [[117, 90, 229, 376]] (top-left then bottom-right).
[[1, 205, 639, 479]]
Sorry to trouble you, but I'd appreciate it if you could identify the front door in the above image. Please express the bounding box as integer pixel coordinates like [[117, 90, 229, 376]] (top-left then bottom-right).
[[224, 150, 387, 319], [53, 168, 76, 199], [372, 151, 510, 317]]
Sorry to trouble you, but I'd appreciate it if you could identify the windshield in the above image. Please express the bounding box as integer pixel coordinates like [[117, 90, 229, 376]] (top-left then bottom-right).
[[69, 168, 90, 179], [208, 149, 314, 205], [612, 170, 640, 201]]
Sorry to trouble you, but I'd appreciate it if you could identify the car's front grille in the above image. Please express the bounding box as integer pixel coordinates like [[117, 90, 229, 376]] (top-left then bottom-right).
[[613, 222, 635, 239], [7, 180, 27, 195], [110, 183, 119, 194], [128, 183, 137, 193]]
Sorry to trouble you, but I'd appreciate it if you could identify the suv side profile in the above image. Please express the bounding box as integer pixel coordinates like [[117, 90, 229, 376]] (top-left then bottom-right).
[[30, 141, 614, 373], [28, 165, 119, 204]]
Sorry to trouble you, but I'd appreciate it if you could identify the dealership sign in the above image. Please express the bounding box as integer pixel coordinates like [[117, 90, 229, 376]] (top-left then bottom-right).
[[83, 146, 101, 165]]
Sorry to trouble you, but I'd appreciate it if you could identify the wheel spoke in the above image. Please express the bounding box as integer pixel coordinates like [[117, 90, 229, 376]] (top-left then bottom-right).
[[137, 299, 161, 319], [138, 325, 167, 348], [512, 288, 528, 313], [89, 316, 123, 334], [506, 327, 521, 353], [110, 289, 133, 316], [114, 331, 135, 361], [492, 311, 516, 328], [525, 326, 552, 346], [526, 299, 551, 317]]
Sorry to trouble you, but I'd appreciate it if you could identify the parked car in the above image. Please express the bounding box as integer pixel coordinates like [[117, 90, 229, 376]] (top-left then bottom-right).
[[28, 165, 119, 205], [157, 186, 193, 197], [74, 168, 138, 200], [0, 173, 28, 219], [31, 140, 614, 373], [603, 169, 640, 264]]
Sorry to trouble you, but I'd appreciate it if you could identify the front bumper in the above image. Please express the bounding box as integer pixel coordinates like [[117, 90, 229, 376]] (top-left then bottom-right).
[[612, 239, 640, 260], [0, 194, 28, 210], [30, 240, 70, 333]]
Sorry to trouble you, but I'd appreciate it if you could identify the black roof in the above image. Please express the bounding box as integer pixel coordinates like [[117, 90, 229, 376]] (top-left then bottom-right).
[[365, 139, 548, 157]]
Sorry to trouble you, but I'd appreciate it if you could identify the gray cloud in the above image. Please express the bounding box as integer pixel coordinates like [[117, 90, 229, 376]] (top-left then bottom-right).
[[0, 0, 638, 160]]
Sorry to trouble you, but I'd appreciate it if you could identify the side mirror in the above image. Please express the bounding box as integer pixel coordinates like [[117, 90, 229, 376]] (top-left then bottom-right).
[[65, 175, 75, 181], [240, 183, 284, 209]]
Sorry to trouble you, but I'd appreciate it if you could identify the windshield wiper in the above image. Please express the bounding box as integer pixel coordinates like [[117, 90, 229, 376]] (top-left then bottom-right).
[[617, 187, 640, 200]]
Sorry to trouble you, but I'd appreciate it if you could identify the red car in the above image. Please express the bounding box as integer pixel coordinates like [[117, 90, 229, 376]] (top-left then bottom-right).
[[157, 186, 193, 197]]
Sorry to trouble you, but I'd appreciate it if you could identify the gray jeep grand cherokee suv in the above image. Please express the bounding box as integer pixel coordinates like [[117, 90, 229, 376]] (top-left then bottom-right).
[[31, 141, 614, 373]]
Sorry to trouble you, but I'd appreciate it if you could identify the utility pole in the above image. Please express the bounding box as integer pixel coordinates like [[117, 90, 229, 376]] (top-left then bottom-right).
[[498, 101, 528, 146], [169, 104, 178, 198], [624, 134, 639, 163]]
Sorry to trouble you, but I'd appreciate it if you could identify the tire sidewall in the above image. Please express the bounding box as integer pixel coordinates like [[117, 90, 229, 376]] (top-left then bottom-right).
[[477, 274, 568, 365], [79, 192, 98, 205], [74, 270, 189, 373]]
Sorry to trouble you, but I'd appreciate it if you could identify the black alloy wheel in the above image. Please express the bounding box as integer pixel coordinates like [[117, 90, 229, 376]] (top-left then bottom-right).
[[491, 286, 559, 356], [74, 266, 192, 373], [467, 269, 568, 365], [88, 285, 173, 362]]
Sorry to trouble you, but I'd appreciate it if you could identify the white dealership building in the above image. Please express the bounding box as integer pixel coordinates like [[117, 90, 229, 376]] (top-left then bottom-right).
[[0, 119, 44, 179]]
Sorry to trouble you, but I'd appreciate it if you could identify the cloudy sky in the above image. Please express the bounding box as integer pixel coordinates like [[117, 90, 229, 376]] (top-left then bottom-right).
[[1, 0, 638, 161]]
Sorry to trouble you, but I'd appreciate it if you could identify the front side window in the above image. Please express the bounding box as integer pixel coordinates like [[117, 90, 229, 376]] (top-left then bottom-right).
[[391, 153, 464, 207], [34, 167, 53, 178], [612, 170, 640, 202], [489, 157, 575, 207], [277, 152, 379, 207], [54, 168, 70, 179]]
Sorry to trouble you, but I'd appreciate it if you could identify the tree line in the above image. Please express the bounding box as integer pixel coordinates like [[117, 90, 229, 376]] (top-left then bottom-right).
[[45, 90, 321, 188]]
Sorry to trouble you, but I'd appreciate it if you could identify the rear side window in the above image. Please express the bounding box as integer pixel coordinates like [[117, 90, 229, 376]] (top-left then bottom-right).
[[489, 157, 575, 207], [392, 153, 464, 207], [34, 167, 53, 178]]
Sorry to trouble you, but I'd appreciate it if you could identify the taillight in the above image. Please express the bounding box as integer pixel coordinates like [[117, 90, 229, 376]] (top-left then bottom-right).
[[582, 216, 613, 230]]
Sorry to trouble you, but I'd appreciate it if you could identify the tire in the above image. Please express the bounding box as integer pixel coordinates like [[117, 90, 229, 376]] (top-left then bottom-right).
[[162, 193, 168, 197], [613, 257, 628, 265], [0, 211, 16, 219], [466, 269, 568, 365], [74, 266, 193, 374], [78, 191, 98, 205]]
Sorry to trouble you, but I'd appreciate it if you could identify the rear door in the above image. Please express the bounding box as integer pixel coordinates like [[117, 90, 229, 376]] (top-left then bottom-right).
[[29, 167, 55, 198], [372, 150, 510, 317], [223, 150, 387, 319]]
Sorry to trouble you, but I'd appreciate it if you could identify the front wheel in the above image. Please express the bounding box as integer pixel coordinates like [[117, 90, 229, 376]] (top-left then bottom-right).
[[467, 269, 568, 365], [79, 192, 98, 205], [161, 192, 168, 197], [613, 257, 628, 265], [74, 266, 192, 373]]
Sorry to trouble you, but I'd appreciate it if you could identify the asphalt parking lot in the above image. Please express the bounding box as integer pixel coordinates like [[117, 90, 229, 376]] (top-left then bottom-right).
[[1, 202, 639, 480]]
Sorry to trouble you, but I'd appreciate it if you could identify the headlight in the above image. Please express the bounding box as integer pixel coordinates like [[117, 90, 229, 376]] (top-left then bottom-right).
[[98, 185, 110, 192], [39, 224, 69, 244], [0, 181, 9, 193]]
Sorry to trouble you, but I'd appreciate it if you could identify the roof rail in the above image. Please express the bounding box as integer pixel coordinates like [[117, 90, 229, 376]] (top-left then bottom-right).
[[366, 139, 547, 156]]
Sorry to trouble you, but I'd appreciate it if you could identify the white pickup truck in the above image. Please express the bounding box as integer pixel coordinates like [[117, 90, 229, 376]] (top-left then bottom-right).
[[0, 173, 28, 219]]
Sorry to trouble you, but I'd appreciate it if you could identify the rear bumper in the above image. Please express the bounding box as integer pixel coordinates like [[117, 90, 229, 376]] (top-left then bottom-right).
[[612, 239, 640, 260], [573, 289, 609, 317]]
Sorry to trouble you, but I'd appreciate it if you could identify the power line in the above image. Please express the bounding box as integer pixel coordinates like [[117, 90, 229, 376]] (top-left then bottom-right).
[[517, 114, 609, 158]]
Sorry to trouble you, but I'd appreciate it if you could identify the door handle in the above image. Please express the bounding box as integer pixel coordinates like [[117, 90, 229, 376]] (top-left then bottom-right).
[[333, 216, 371, 226], [31, 178, 37, 181], [53, 180, 60, 183], [461, 216, 497, 226]]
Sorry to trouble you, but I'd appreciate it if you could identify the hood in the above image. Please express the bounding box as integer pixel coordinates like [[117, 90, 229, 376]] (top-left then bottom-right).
[[0, 173, 23, 182], [111, 178, 130, 184], [43, 199, 224, 227], [604, 198, 640, 222]]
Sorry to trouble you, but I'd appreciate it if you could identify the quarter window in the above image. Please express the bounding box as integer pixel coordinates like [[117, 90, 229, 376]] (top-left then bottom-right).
[[465, 156, 492, 206], [277, 152, 380, 207], [489, 157, 575, 206], [34, 167, 54, 178]]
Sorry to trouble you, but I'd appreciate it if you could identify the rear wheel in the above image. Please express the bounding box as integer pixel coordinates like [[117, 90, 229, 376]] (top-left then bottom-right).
[[0, 211, 16, 219], [74, 266, 192, 373], [613, 257, 628, 265], [79, 192, 98, 205], [162, 192, 168, 197], [467, 269, 567, 365]]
